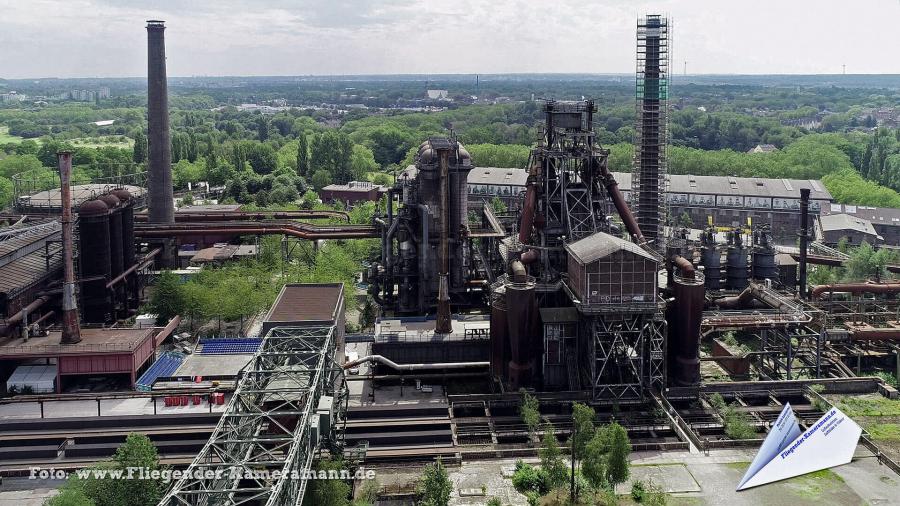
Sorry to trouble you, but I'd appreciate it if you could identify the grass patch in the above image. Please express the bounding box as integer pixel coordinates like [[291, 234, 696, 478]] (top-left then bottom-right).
[[867, 423, 900, 440], [786, 469, 845, 500], [830, 394, 900, 417], [723, 462, 749, 471], [0, 126, 26, 144], [68, 135, 133, 148], [879, 475, 897, 486]]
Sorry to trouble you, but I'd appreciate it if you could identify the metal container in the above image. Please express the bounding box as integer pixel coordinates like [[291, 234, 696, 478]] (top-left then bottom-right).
[[701, 246, 721, 289], [78, 199, 112, 323], [490, 295, 509, 379], [504, 277, 537, 390], [752, 248, 777, 281], [725, 246, 749, 290], [671, 272, 705, 386]]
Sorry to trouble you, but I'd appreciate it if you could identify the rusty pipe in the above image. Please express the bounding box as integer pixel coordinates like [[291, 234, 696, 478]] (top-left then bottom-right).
[[672, 255, 695, 279], [134, 222, 378, 240], [510, 260, 527, 283], [134, 210, 351, 223], [598, 162, 646, 246], [518, 182, 537, 245], [712, 286, 755, 309], [811, 283, 900, 300], [0, 296, 51, 338], [106, 247, 161, 290], [799, 188, 810, 298], [58, 151, 81, 345], [343, 354, 489, 371]]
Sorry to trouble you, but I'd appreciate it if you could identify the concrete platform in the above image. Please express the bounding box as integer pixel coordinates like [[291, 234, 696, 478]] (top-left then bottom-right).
[[0, 395, 229, 419], [174, 353, 252, 377]]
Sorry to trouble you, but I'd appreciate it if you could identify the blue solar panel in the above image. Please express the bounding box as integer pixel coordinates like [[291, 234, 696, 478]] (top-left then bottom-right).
[[136, 351, 186, 391], [198, 338, 262, 355]]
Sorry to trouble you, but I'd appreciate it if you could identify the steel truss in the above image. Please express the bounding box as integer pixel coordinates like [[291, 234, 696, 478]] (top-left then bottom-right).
[[160, 326, 347, 506], [758, 324, 823, 380], [589, 312, 666, 401]]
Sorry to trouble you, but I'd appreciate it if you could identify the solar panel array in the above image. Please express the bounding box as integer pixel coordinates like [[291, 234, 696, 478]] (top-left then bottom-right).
[[199, 338, 263, 355]]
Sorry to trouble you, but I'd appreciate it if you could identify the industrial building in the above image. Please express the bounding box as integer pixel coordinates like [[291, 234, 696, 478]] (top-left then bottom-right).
[[3, 16, 900, 506], [320, 180, 388, 204]]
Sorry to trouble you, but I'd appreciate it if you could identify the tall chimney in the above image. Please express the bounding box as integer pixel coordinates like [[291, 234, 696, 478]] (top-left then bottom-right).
[[146, 20, 174, 223], [799, 188, 810, 299], [435, 149, 452, 334], [58, 151, 82, 345]]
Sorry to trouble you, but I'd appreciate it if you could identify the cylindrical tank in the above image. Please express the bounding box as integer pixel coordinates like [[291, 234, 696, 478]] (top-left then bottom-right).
[[101, 194, 123, 279], [111, 189, 135, 268], [505, 277, 537, 390], [726, 246, 749, 290], [752, 248, 777, 281], [490, 295, 509, 380], [701, 246, 722, 289], [671, 272, 706, 386], [78, 199, 112, 323]]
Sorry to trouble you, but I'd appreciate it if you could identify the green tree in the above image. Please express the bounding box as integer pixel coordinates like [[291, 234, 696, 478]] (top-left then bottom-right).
[[350, 144, 378, 180], [581, 426, 609, 489], [256, 117, 270, 141], [303, 459, 350, 506], [73, 433, 165, 506], [604, 422, 631, 486], [0, 154, 43, 178], [519, 390, 541, 444], [297, 133, 309, 176], [570, 402, 596, 461], [148, 271, 185, 325], [44, 488, 93, 506], [419, 457, 452, 506], [539, 424, 568, 489], [132, 130, 147, 164], [311, 169, 332, 191]]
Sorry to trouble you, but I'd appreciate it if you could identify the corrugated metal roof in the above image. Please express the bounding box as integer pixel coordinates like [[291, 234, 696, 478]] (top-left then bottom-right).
[[611, 172, 832, 200], [565, 232, 657, 265], [819, 213, 879, 236], [0, 244, 62, 295], [265, 283, 344, 324], [467, 167, 529, 187]]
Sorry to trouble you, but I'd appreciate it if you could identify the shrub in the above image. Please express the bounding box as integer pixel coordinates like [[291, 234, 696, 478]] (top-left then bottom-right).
[[631, 479, 647, 502]]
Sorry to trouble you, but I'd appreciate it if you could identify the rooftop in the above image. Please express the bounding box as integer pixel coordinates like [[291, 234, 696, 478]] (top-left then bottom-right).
[[468, 167, 529, 187], [21, 184, 145, 211], [321, 181, 386, 193], [611, 172, 832, 201], [265, 283, 344, 324], [565, 231, 658, 265], [819, 213, 881, 237], [0, 327, 155, 358], [823, 203, 900, 226]]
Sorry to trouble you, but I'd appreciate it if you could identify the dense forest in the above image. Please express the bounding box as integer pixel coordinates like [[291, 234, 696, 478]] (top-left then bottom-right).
[[1, 75, 900, 210]]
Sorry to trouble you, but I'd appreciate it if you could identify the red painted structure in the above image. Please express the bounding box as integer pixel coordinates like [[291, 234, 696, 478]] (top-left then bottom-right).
[[0, 325, 173, 393]]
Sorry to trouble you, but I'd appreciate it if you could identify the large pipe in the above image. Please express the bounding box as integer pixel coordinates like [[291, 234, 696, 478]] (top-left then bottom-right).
[[57, 151, 81, 345], [799, 188, 810, 298], [106, 247, 162, 290], [134, 210, 351, 223], [146, 20, 175, 224], [518, 182, 537, 244], [133, 221, 378, 240], [342, 355, 489, 371], [598, 162, 646, 246], [435, 149, 452, 334], [0, 296, 51, 338], [672, 255, 694, 279], [811, 283, 900, 300]]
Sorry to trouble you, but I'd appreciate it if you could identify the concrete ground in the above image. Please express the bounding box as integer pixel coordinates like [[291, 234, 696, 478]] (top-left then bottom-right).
[[174, 353, 252, 377], [0, 478, 65, 506], [372, 447, 900, 505], [0, 395, 229, 419], [345, 341, 449, 408]]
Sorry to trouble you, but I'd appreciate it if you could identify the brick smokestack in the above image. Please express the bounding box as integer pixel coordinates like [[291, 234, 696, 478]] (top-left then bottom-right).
[[58, 151, 82, 345], [146, 20, 175, 223]]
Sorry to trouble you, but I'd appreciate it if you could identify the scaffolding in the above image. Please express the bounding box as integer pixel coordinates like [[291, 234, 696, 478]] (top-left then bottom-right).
[[160, 325, 348, 506], [633, 15, 670, 252]]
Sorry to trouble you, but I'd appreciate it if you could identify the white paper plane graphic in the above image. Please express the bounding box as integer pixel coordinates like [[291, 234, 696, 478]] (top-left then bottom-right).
[[737, 403, 862, 490]]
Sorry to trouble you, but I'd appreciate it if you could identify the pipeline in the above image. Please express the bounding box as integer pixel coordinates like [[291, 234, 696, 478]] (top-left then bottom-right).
[[598, 161, 646, 246], [672, 255, 695, 279], [0, 296, 52, 338], [518, 182, 537, 245], [811, 283, 900, 301], [342, 355, 490, 372], [799, 188, 810, 298], [134, 210, 351, 223], [106, 247, 162, 290], [712, 283, 793, 311], [510, 260, 527, 283], [134, 220, 378, 240]]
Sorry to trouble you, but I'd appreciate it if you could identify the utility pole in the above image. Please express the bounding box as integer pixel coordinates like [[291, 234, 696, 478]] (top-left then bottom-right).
[[684, 60, 687, 76]]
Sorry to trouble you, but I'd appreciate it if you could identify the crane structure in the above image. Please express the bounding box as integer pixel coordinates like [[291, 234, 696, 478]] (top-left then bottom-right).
[[160, 325, 347, 506]]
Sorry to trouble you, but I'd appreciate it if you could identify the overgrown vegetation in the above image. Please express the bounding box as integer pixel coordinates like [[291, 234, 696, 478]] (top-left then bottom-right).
[[708, 393, 757, 440], [418, 457, 452, 506]]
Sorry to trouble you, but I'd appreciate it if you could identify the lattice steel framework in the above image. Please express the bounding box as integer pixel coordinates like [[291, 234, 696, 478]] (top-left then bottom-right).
[[589, 313, 666, 401], [160, 325, 347, 506], [633, 15, 669, 252], [528, 100, 612, 281]]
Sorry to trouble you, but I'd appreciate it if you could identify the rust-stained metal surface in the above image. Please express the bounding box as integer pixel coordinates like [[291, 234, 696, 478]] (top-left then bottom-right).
[[264, 283, 344, 324]]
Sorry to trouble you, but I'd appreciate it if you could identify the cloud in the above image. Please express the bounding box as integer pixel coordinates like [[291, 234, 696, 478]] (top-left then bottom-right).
[[0, 0, 898, 78]]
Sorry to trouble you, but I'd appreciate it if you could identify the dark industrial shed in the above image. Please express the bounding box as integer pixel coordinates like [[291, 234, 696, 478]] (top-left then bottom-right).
[[261, 283, 346, 357], [565, 232, 658, 306]]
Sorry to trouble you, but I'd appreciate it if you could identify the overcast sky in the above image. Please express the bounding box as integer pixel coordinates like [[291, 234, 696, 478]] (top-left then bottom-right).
[[2, 0, 899, 79]]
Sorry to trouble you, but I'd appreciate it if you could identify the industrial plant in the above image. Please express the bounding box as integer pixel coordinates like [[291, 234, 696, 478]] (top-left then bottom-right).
[[0, 13, 898, 506]]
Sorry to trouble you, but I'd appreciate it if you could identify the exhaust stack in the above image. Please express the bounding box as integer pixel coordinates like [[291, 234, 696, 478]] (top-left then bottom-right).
[[146, 20, 175, 224], [799, 188, 810, 298], [58, 151, 82, 345]]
